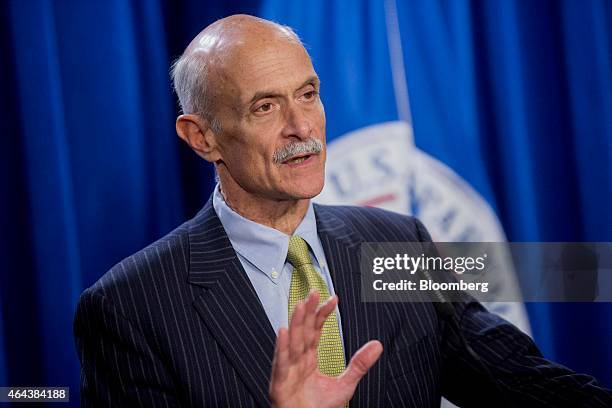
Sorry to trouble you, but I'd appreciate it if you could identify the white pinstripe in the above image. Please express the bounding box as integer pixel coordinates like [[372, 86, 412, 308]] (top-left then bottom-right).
[[73, 201, 612, 407]]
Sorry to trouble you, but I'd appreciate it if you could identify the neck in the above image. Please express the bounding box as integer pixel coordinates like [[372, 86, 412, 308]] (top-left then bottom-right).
[[219, 182, 310, 236]]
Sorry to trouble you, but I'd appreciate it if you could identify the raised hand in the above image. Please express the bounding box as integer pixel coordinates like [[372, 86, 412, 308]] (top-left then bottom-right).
[[269, 290, 383, 408]]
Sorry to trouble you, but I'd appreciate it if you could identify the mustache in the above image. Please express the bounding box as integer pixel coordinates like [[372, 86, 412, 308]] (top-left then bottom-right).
[[273, 138, 323, 164]]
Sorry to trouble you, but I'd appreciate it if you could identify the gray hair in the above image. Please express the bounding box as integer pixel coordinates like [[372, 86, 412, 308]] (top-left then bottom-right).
[[170, 20, 304, 135], [170, 52, 222, 133], [273, 138, 323, 164]]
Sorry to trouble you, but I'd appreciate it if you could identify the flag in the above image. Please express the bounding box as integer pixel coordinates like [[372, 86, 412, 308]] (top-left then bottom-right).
[[261, 0, 530, 332], [0, 297, 6, 386]]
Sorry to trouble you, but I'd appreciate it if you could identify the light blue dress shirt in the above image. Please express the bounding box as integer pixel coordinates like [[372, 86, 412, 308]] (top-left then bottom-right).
[[212, 184, 344, 345]]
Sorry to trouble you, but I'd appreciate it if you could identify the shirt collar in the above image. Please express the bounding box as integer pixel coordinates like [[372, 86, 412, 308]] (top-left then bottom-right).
[[294, 202, 326, 269], [212, 184, 323, 278]]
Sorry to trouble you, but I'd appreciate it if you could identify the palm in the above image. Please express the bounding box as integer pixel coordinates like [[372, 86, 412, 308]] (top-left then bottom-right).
[[270, 291, 383, 408], [274, 355, 355, 408], [306, 373, 357, 407]]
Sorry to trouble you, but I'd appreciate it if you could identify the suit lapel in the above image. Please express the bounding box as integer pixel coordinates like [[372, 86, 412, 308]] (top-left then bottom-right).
[[314, 205, 386, 408], [187, 200, 276, 407], [185, 201, 385, 407]]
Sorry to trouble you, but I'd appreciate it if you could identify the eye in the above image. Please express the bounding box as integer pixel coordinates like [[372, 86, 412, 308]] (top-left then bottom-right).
[[254, 102, 274, 113], [255, 102, 272, 112], [301, 90, 318, 101]]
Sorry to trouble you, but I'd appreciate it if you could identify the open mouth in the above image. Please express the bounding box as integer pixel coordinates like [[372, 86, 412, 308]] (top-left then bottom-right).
[[283, 154, 314, 165]]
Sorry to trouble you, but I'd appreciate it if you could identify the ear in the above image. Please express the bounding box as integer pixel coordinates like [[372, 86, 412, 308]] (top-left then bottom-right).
[[175, 114, 222, 162]]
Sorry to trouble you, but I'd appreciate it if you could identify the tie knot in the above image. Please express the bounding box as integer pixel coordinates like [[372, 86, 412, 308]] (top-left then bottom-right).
[[287, 236, 312, 267]]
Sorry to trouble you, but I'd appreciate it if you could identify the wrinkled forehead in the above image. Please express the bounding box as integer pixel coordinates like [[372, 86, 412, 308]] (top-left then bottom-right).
[[215, 38, 317, 105], [223, 37, 313, 76]]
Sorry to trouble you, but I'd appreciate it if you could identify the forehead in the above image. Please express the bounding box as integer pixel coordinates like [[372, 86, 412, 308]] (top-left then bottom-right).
[[218, 39, 317, 103]]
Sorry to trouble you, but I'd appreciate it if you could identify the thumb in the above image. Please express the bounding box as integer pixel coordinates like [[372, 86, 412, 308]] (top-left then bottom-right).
[[339, 340, 383, 388]]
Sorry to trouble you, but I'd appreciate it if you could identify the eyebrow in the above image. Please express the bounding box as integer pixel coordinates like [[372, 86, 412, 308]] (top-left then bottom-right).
[[248, 76, 320, 104]]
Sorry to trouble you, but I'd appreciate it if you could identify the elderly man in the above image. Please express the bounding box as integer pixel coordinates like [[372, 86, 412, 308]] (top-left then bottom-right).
[[74, 14, 611, 407]]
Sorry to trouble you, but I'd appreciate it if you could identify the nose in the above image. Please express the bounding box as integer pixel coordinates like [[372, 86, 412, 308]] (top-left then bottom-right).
[[281, 102, 312, 140]]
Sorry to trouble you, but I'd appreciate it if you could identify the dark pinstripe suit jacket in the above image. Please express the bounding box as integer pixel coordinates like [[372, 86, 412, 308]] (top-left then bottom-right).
[[74, 200, 612, 407]]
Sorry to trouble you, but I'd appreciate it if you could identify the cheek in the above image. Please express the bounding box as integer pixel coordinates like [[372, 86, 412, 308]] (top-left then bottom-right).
[[313, 103, 326, 134], [220, 138, 264, 176], [319, 101, 326, 123]]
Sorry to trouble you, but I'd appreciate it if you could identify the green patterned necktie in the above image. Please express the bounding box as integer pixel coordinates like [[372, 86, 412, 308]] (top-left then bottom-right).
[[287, 235, 346, 377]]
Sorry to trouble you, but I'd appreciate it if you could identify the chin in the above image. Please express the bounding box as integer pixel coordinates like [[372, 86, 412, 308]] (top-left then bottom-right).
[[287, 177, 325, 200]]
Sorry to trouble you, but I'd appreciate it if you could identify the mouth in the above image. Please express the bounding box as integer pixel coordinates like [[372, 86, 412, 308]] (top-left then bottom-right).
[[282, 153, 316, 167]]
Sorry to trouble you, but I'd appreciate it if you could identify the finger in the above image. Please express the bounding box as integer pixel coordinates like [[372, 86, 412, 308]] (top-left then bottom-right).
[[305, 289, 320, 312], [271, 327, 290, 384], [304, 289, 320, 318], [300, 291, 321, 374], [303, 290, 320, 350], [315, 295, 338, 330], [340, 340, 383, 388], [310, 295, 339, 351], [288, 301, 306, 362]]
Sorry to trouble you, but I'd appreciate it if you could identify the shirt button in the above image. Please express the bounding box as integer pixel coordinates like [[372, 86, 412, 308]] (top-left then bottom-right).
[[271, 270, 279, 279]]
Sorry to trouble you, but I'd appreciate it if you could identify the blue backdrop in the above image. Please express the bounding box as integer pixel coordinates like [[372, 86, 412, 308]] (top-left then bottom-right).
[[1, 0, 610, 405]]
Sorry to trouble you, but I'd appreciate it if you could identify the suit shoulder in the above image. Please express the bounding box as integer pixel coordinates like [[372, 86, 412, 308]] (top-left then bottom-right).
[[84, 218, 192, 303], [315, 204, 429, 242]]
